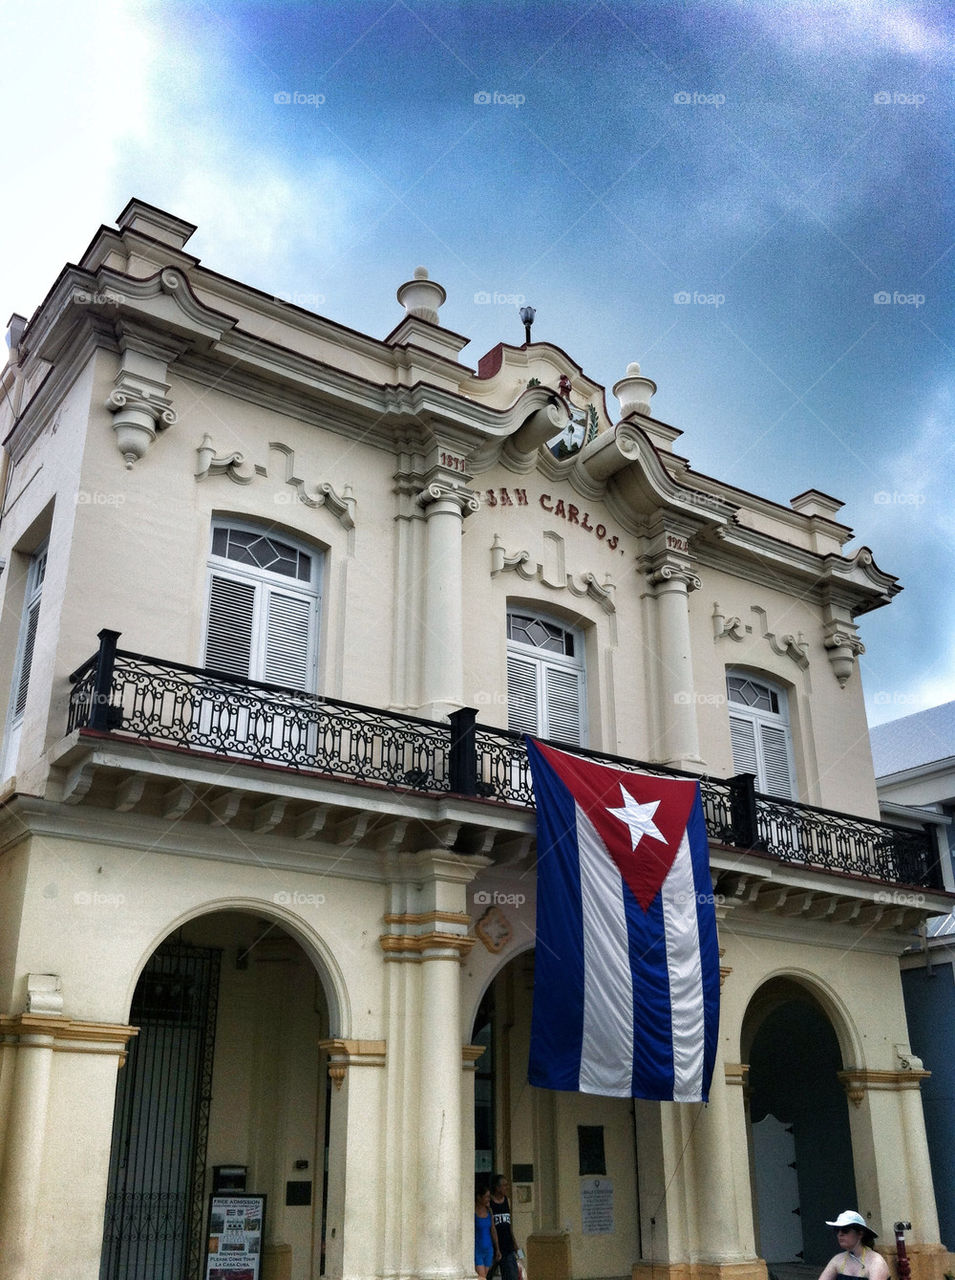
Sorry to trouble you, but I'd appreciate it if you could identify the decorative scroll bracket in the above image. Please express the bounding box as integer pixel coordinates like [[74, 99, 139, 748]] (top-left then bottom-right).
[[108, 372, 178, 469], [195, 437, 356, 531], [491, 533, 616, 614], [712, 601, 809, 670], [751, 605, 810, 669]]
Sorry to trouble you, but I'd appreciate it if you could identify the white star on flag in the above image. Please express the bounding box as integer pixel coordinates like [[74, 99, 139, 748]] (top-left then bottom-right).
[[607, 785, 666, 850]]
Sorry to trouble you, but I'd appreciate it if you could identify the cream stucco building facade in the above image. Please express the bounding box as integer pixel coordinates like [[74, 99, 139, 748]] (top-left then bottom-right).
[[0, 199, 951, 1280]]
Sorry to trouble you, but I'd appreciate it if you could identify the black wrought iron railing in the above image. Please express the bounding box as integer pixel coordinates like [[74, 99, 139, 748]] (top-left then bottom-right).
[[68, 630, 942, 891]]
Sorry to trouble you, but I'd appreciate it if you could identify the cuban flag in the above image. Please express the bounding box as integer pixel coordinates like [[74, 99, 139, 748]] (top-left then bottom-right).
[[526, 738, 720, 1102]]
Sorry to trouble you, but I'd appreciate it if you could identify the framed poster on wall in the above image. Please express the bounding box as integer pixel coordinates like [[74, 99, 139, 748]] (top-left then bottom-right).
[[205, 1193, 267, 1279]]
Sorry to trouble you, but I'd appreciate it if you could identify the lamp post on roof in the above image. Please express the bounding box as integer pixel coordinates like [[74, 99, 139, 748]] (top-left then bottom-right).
[[519, 305, 536, 345]]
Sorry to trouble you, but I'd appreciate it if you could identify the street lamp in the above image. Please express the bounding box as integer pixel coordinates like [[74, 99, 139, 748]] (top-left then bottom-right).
[[519, 305, 536, 345]]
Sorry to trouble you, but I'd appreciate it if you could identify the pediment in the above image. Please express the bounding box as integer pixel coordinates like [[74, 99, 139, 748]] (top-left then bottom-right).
[[94, 266, 238, 346]]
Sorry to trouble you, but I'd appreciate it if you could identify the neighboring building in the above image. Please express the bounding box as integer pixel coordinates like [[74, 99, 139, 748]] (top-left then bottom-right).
[[0, 198, 952, 1280], [872, 703, 955, 1250]]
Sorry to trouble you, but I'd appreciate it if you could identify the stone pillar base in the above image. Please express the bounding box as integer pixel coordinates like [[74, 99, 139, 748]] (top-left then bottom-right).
[[885, 1243, 952, 1280], [262, 1242, 292, 1280], [528, 1230, 572, 1280], [633, 1261, 769, 1280]]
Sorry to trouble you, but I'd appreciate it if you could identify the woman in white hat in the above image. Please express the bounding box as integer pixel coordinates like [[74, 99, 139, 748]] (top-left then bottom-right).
[[817, 1211, 889, 1280]]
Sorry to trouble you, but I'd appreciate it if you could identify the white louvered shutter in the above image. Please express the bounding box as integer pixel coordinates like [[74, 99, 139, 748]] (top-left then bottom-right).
[[507, 655, 540, 735], [543, 665, 582, 745], [205, 575, 256, 677], [12, 596, 41, 719], [760, 722, 794, 799], [263, 590, 313, 690], [729, 714, 759, 778]]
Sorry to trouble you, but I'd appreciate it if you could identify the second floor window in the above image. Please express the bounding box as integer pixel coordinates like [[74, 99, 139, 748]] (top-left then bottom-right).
[[204, 525, 321, 691], [9, 545, 47, 726], [727, 671, 796, 799], [506, 610, 586, 746]]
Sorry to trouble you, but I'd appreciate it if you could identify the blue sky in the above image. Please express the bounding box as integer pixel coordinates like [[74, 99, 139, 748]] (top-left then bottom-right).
[[2, 0, 951, 727]]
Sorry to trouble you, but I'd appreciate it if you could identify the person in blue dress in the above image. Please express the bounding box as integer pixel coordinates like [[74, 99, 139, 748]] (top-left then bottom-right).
[[474, 1178, 499, 1278]]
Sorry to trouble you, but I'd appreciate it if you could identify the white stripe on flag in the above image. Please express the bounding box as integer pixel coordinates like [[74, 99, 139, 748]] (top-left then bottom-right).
[[577, 806, 633, 1096], [660, 831, 705, 1101]]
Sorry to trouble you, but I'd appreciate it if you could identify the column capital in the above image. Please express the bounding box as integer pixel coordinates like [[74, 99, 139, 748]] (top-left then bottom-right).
[[416, 479, 481, 515], [646, 560, 702, 592]]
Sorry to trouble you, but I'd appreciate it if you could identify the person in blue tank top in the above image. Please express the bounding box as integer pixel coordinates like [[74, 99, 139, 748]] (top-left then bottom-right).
[[474, 1178, 499, 1277]]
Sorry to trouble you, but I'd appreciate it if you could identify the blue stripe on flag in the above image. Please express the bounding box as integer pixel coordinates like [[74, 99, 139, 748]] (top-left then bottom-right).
[[526, 739, 585, 1091], [688, 793, 720, 1098], [626, 882, 675, 1099]]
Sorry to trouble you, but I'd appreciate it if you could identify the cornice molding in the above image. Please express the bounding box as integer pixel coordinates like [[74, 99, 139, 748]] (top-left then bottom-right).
[[379, 931, 477, 961], [837, 1067, 931, 1106], [0, 1013, 139, 1065], [318, 1038, 387, 1089]]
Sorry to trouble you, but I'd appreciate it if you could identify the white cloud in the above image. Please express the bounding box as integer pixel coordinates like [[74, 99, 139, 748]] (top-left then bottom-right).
[[0, 1, 155, 324], [730, 0, 952, 62]]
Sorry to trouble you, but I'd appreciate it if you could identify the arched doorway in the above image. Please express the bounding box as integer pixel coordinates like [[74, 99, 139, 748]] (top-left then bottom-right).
[[744, 979, 857, 1267], [101, 910, 334, 1280], [470, 947, 641, 1279]]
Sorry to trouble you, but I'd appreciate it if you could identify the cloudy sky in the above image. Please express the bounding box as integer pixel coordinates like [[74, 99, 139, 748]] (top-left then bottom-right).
[[1, 0, 951, 727]]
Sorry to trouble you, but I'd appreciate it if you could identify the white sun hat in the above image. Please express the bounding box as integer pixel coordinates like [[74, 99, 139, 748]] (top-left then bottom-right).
[[825, 1211, 876, 1238]]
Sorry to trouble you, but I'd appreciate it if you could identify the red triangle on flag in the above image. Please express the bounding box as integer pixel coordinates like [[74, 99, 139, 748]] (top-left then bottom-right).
[[534, 741, 698, 910]]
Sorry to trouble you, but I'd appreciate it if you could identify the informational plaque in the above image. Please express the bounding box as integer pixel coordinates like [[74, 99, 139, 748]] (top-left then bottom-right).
[[580, 1177, 614, 1235], [205, 1193, 266, 1279]]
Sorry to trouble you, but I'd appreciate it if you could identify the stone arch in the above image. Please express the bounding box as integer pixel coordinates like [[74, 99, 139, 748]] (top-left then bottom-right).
[[739, 967, 863, 1069], [120, 895, 350, 1038], [742, 972, 860, 1267], [462, 933, 535, 1045], [101, 899, 344, 1280]]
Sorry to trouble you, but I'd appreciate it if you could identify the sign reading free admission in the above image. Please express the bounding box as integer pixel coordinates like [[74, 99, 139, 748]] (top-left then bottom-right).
[[205, 1194, 267, 1279]]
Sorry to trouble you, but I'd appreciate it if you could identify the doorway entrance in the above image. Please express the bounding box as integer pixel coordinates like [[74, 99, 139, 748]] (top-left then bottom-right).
[[101, 942, 219, 1279], [101, 911, 332, 1280], [745, 981, 857, 1266]]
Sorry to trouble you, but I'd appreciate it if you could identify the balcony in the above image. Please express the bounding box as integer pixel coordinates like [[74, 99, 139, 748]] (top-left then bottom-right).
[[66, 630, 942, 892]]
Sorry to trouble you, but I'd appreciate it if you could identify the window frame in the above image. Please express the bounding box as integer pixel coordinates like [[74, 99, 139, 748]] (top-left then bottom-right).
[[726, 669, 797, 799], [2, 542, 48, 779], [506, 607, 587, 746], [202, 521, 323, 692]]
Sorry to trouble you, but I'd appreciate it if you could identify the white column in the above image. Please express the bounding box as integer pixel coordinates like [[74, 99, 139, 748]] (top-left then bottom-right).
[[0, 1015, 135, 1280], [691, 1063, 758, 1263], [898, 1076, 941, 1242], [418, 483, 478, 720], [416, 937, 468, 1279], [0, 1028, 55, 1277], [320, 1040, 388, 1280], [647, 563, 704, 769]]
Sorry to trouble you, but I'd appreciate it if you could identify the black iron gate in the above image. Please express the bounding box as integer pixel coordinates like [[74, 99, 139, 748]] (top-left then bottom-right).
[[101, 942, 221, 1280]]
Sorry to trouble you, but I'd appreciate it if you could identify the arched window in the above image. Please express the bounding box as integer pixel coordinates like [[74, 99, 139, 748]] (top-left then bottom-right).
[[506, 609, 586, 746], [726, 671, 796, 799], [2, 543, 48, 779], [203, 523, 322, 690]]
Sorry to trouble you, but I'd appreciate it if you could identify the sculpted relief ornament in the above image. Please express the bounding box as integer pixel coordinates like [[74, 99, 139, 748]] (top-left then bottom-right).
[[491, 532, 616, 614], [713, 600, 862, 685], [713, 602, 810, 669], [195, 436, 356, 531], [108, 370, 178, 469]]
